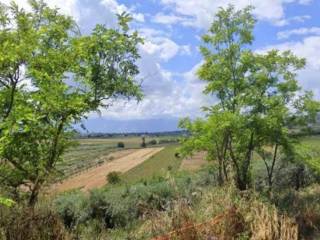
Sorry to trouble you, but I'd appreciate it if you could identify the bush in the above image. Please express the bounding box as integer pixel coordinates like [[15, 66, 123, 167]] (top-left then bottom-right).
[[53, 191, 88, 229], [159, 139, 179, 144], [117, 142, 125, 148], [148, 139, 157, 145], [107, 172, 122, 184], [141, 142, 146, 148]]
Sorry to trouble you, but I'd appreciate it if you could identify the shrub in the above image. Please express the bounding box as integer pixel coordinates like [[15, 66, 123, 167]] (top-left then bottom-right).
[[159, 139, 179, 144], [141, 142, 146, 148], [148, 139, 157, 145], [117, 142, 125, 148], [53, 191, 88, 229], [107, 172, 122, 184]]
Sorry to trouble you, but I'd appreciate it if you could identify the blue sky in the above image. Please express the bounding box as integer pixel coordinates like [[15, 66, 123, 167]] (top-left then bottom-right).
[[4, 0, 320, 132]]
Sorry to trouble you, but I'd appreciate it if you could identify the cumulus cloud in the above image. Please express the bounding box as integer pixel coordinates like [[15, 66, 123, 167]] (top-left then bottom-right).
[[1, 0, 80, 20], [98, 61, 208, 120], [274, 15, 311, 27], [159, 0, 312, 29], [260, 36, 320, 70], [139, 28, 192, 62], [277, 27, 320, 39], [2, 0, 144, 28], [152, 13, 186, 25]]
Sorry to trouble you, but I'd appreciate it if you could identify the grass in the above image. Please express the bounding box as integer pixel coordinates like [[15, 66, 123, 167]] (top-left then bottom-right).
[[250, 135, 320, 179], [300, 135, 320, 173], [121, 144, 183, 183]]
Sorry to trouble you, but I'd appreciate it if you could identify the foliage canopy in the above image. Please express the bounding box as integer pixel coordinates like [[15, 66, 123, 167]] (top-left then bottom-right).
[[180, 5, 320, 190]]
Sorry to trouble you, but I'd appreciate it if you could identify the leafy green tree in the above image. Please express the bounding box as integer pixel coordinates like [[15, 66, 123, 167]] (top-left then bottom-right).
[[180, 5, 319, 190], [0, 0, 142, 205]]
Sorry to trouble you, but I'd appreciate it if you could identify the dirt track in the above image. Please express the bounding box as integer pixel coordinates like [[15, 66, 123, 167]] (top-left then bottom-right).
[[53, 147, 164, 193]]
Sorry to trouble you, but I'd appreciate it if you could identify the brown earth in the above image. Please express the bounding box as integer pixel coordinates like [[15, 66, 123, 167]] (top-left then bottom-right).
[[52, 147, 164, 193], [180, 151, 207, 171]]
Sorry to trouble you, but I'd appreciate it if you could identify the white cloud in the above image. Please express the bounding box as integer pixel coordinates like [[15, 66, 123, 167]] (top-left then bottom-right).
[[100, 0, 145, 22], [260, 36, 320, 70], [96, 33, 205, 120], [274, 15, 310, 26], [139, 27, 192, 61], [1, 0, 144, 25], [159, 0, 312, 29], [277, 27, 320, 39], [141, 39, 180, 61], [133, 13, 145, 22], [1, 0, 79, 20], [98, 62, 208, 120], [153, 13, 185, 25]]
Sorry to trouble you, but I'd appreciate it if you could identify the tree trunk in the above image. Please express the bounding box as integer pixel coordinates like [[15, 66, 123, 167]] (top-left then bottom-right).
[[218, 158, 224, 185], [28, 180, 41, 207]]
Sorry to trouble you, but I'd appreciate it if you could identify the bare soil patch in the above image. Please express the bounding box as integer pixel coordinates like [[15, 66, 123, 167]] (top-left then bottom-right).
[[52, 147, 163, 193]]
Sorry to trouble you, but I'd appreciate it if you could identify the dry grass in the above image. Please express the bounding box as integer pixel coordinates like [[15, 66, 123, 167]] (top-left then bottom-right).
[[0, 207, 70, 240], [249, 202, 298, 240], [180, 151, 208, 171], [136, 185, 299, 240]]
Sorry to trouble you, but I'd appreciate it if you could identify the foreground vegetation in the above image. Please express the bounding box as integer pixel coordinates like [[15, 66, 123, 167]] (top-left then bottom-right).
[[1, 155, 320, 239]]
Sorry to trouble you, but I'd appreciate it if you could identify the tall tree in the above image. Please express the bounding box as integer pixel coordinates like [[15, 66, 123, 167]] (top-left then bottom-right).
[[0, 0, 143, 206], [180, 5, 319, 190]]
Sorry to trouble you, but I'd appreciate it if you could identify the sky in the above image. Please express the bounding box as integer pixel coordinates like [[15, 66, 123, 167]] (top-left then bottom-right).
[[2, 0, 320, 132]]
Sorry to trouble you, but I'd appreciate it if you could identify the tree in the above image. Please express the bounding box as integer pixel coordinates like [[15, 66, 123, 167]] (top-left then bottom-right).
[[180, 5, 319, 191], [0, 0, 143, 206]]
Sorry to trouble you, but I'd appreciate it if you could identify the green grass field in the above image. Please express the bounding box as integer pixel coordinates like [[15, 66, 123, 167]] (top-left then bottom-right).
[[121, 144, 182, 183]]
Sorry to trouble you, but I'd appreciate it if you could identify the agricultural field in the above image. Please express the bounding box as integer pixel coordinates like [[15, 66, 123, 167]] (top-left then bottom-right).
[[121, 144, 183, 183], [53, 147, 164, 192], [57, 136, 179, 177], [56, 135, 320, 190]]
